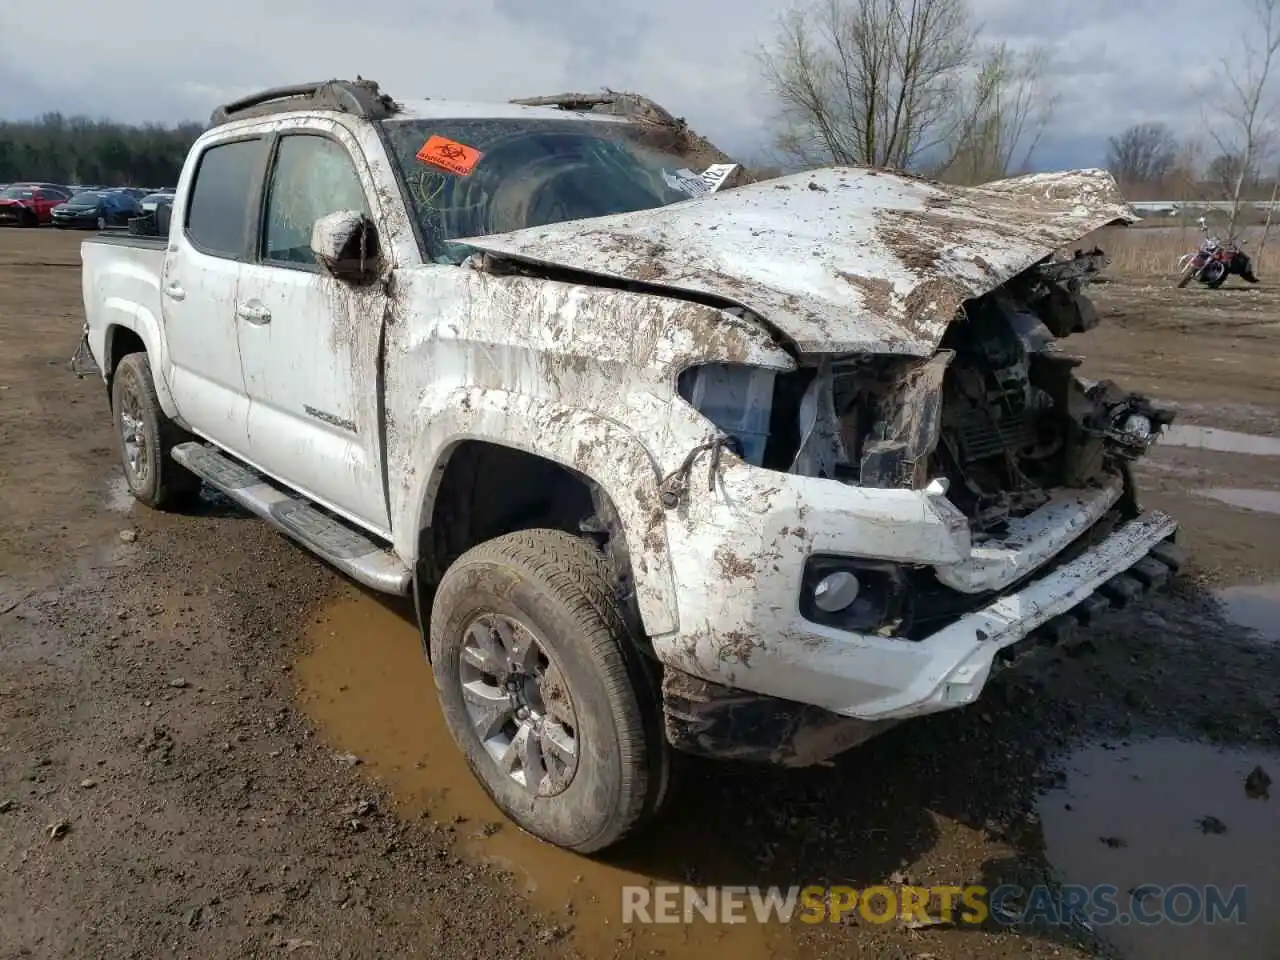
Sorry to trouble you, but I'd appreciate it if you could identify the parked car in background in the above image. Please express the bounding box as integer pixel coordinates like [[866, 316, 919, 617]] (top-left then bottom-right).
[[0, 184, 70, 226], [139, 191, 175, 213], [52, 190, 143, 229]]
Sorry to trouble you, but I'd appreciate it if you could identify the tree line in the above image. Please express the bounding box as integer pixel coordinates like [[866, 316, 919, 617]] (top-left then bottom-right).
[[756, 0, 1278, 229], [0, 113, 203, 187]]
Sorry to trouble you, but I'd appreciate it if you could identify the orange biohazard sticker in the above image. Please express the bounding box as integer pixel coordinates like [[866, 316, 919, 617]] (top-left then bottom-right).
[[416, 135, 483, 175]]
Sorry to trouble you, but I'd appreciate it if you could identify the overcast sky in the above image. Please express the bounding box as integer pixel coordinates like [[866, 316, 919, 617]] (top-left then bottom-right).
[[0, 0, 1266, 169]]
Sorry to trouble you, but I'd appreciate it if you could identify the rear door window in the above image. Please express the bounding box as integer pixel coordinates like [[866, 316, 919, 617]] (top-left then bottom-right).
[[185, 138, 269, 259]]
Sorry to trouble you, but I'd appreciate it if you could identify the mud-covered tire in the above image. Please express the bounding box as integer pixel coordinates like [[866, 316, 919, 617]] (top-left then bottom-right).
[[1176, 264, 1197, 288], [429, 529, 666, 853], [110, 352, 201, 510]]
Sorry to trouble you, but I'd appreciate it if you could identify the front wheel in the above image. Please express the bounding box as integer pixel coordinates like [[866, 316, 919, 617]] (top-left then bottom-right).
[[111, 352, 202, 509], [429, 529, 668, 853], [1176, 263, 1197, 288]]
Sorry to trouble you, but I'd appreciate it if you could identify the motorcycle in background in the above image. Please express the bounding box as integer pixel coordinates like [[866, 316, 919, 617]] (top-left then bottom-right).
[[1176, 218, 1260, 288]]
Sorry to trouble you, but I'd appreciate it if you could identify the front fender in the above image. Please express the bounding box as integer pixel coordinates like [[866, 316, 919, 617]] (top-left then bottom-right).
[[390, 387, 679, 637]]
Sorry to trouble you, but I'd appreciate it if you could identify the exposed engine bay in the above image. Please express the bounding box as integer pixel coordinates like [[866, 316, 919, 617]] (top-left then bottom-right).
[[681, 249, 1175, 536]]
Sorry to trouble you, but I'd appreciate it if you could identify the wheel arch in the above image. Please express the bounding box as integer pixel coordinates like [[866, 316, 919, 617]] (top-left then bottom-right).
[[396, 391, 679, 642], [100, 313, 178, 418]]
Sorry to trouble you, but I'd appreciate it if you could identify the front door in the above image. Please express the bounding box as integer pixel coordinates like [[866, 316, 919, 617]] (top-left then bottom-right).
[[234, 127, 390, 534], [162, 135, 271, 458]]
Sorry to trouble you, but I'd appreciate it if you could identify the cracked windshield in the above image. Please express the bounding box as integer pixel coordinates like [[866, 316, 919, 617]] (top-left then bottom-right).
[[381, 117, 712, 262]]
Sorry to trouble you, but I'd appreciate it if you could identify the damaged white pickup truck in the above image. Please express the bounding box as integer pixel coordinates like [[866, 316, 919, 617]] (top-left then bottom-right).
[[81, 79, 1185, 852]]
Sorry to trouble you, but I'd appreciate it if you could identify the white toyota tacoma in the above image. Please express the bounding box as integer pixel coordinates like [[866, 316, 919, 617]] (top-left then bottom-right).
[[80, 79, 1184, 852]]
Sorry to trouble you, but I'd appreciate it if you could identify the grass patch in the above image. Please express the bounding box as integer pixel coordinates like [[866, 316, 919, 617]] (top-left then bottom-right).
[[1078, 226, 1280, 279]]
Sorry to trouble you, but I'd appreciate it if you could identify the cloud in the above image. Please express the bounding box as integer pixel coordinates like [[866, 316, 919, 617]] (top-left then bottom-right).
[[0, 0, 1270, 169]]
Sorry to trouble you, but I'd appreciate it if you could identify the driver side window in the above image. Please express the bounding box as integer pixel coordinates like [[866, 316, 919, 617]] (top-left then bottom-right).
[[262, 134, 370, 267]]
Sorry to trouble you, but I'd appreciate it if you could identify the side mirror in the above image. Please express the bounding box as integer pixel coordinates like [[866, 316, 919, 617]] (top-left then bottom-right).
[[311, 210, 382, 284]]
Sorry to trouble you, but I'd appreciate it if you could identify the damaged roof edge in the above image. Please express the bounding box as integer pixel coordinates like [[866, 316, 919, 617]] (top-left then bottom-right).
[[511, 90, 751, 183], [209, 79, 401, 127]]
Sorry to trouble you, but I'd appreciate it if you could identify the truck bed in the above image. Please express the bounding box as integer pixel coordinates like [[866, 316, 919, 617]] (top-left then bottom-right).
[[83, 233, 167, 251], [81, 235, 168, 378]]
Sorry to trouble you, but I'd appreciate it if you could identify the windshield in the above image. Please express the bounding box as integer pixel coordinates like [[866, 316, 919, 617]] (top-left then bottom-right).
[[71, 192, 106, 203], [380, 117, 713, 263], [1, 187, 36, 199]]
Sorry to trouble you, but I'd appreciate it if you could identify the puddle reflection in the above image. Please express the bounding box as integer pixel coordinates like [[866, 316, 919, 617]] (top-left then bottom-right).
[[1038, 739, 1279, 960]]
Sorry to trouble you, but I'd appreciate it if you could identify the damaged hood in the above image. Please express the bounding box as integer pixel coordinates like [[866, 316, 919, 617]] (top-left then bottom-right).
[[462, 166, 1136, 356]]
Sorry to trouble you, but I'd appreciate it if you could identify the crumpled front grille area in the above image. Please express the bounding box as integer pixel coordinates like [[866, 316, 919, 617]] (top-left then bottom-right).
[[952, 406, 1036, 462]]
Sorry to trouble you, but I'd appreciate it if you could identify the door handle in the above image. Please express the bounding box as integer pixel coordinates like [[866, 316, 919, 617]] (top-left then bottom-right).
[[235, 302, 271, 325], [163, 282, 185, 301]]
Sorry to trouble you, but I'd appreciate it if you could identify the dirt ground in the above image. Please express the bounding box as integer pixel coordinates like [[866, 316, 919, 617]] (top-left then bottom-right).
[[1, 229, 1277, 960]]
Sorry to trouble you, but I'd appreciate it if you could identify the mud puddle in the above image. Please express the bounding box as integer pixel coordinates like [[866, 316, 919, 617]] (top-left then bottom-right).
[[295, 595, 814, 960], [1038, 739, 1279, 960], [1160, 424, 1280, 456], [1216, 582, 1280, 643], [1195, 488, 1280, 516]]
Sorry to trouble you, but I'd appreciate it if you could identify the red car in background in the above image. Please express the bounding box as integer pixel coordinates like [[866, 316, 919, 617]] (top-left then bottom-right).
[[0, 183, 71, 226]]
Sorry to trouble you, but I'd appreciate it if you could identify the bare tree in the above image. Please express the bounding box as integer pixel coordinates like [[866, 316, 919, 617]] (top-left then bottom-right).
[[1208, 152, 1256, 196], [1208, 0, 1280, 233], [1259, 165, 1279, 258], [935, 43, 1058, 184], [1170, 137, 1207, 228], [759, 0, 975, 169], [1106, 122, 1179, 186]]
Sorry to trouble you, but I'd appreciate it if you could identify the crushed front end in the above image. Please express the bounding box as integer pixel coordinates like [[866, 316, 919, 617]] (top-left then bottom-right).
[[657, 248, 1183, 767]]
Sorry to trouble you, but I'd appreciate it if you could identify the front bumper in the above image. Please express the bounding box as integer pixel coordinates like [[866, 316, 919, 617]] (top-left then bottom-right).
[[655, 459, 1180, 726], [51, 214, 99, 229]]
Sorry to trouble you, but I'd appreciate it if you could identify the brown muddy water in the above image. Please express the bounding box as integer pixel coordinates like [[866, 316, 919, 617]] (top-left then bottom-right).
[[1160, 424, 1280, 457], [295, 593, 817, 960], [296, 575, 1279, 959], [1197, 488, 1280, 517], [1038, 739, 1279, 960], [1216, 582, 1280, 643]]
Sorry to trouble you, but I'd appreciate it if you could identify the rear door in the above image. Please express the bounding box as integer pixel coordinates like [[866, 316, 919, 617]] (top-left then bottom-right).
[[233, 125, 390, 533], [162, 135, 270, 458]]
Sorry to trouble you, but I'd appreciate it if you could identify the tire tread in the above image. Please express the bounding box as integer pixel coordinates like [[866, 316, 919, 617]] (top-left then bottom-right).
[[431, 529, 656, 852]]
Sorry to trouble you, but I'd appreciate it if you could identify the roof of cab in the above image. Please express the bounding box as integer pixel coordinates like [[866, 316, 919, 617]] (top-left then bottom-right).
[[208, 79, 630, 128], [384, 99, 628, 124]]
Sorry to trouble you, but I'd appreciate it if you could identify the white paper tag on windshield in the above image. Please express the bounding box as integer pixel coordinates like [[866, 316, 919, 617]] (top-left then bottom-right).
[[663, 163, 740, 197], [663, 168, 708, 196], [700, 163, 739, 193]]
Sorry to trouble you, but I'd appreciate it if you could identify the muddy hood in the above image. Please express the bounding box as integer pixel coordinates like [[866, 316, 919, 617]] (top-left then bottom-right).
[[463, 166, 1136, 356]]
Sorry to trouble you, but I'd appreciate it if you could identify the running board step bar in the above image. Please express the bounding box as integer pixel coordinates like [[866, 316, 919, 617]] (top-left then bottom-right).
[[171, 442, 411, 595]]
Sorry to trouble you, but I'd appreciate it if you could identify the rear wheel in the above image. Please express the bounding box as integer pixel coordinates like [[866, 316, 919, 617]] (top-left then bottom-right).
[[429, 529, 668, 853], [111, 352, 202, 510]]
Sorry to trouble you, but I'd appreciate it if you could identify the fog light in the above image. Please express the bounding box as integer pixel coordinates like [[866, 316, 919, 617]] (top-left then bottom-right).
[[813, 571, 860, 613]]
